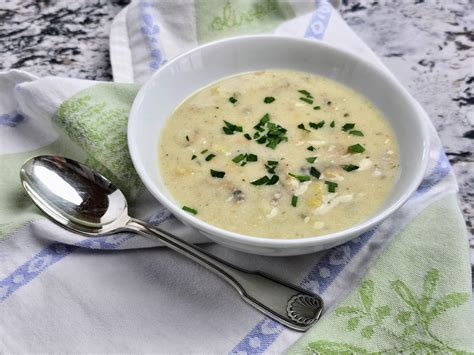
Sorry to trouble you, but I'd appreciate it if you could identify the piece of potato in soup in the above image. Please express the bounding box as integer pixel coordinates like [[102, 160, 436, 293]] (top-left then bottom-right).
[[159, 70, 399, 239]]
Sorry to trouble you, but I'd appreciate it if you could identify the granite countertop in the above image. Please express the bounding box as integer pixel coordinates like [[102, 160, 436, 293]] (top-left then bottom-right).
[[0, 0, 472, 260]]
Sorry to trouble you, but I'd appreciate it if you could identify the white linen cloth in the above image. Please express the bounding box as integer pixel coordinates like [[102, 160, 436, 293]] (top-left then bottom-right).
[[0, 1, 459, 353]]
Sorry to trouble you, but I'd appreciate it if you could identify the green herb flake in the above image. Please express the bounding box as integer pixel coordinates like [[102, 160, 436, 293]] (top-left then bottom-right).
[[232, 153, 247, 164], [222, 120, 243, 135], [306, 156, 317, 164], [288, 173, 311, 182], [265, 160, 279, 174], [291, 195, 298, 207], [297, 123, 310, 132], [330, 120, 335, 128], [182, 206, 197, 215], [325, 181, 338, 193], [347, 143, 366, 154], [349, 130, 364, 136], [246, 154, 258, 162], [327, 101, 332, 105], [252, 114, 288, 150], [300, 97, 314, 105], [344, 113, 350, 117], [310, 167, 321, 179], [309, 120, 325, 130], [240, 162, 247, 167], [298, 90, 313, 98], [267, 175, 280, 185], [251, 176, 270, 186], [229, 96, 238, 104], [200, 149, 208, 154], [341, 164, 359, 172], [264, 97, 275, 104], [210, 169, 225, 178], [313, 106, 321, 110], [259, 113, 270, 125], [257, 136, 268, 145], [191, 154, 197, 160], [185, 135, 189, 142], [342, 123, 355, 132], [307, 146, 316, 151], [205, 153, 216, 161], [244, 133, 252, 140]]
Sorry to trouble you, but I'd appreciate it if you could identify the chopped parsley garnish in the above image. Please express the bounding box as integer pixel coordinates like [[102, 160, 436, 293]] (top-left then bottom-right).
[[310, 167, 321, 179], [232, 153, 246, 164], [210, 169, 225, 178], [344, 113, 350, 117], [288, 173, 311, 182], [254, 113, 270, 130], [291, 195, 298, 207], [232, 153, 257, 164], [267, 175, 279, 185], [191, 154, 197, 160], [307, 146, 316, 151], [313, 106, 321, 110], [246, 153, 258, 162], [251, 176, 270, 185], [348, 144, 366, 154], [182, 206, 197, 215], [256, 136, 267, 144], [327, 101, 332, 105], [244, 133, 252, 140], [265, 160, 279, 174], [306, 156, 317, 164], [309, 120, 325, 130], [201, 149, 208, 154], [298, 90, 313, 98], [325, 181, 338, 193], [342, 123, 355, 132], [297, 123, 310, 132], [330, 120, 335, 128], [252, 113, 288, 150], [229, 96, 238, 104], [223, 120, 243, 135], [185, 135, 189, 142], [205, 153, 216, 161], [251, 175, 279, 186], [349, 130, 364, 136], [264, 96, 275, 104], [300, 97, 314, 104], [341, 164, 359, 172]]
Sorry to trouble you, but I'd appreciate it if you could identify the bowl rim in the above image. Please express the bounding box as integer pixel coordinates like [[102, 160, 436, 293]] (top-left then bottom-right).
[[128, 34, 430, 248]]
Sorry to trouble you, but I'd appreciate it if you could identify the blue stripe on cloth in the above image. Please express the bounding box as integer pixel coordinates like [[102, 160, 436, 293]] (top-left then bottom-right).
[[415, 150, 451, 195], [0, 243, 77, 302], [304, 0, 333, 40], [0, 111, 24, 127], [140, 1, 167, 70], [229, 150, 452, 354], [0, 208, 172, 303]]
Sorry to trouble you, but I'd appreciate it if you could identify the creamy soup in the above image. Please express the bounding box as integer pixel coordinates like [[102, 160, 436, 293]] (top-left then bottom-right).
[[159, 70, 399, 238]]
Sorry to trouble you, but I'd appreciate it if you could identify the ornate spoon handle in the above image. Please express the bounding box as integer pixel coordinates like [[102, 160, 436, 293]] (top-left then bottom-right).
[[126, 218, 323, 331]]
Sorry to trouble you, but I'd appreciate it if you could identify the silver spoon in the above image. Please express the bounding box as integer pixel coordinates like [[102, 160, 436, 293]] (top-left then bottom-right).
[[20, 155, 323, 331]]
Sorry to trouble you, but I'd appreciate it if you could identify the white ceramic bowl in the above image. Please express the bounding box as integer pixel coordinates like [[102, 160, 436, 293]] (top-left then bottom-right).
[[128, 35, 429, 256]]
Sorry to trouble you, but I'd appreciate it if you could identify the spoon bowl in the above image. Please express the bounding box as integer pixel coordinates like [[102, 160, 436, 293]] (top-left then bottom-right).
[[20, 155, 129, 235]]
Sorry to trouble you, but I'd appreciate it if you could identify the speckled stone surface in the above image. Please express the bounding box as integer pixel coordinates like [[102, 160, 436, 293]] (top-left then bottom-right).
[[1, 0, 472, 262]]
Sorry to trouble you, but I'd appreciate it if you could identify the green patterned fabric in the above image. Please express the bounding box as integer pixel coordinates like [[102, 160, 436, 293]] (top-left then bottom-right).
[[195, 0, 294, 43], [0, 83, 139, 241], [55, 83, 141, 198], [289, 194, 473, 354]]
